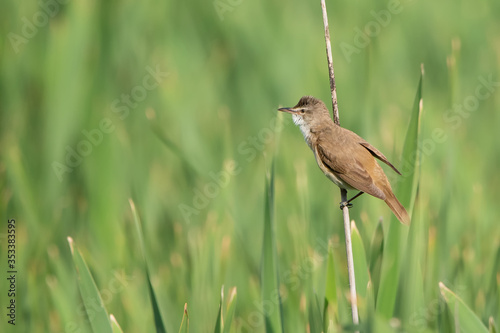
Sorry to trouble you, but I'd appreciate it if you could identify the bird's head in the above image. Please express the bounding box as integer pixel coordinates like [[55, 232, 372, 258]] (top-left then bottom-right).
[[278, 96, 331, 128]]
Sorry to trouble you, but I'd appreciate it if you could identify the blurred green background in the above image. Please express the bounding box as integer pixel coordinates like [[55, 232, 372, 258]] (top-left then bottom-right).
[[1, 0, 500, 331]]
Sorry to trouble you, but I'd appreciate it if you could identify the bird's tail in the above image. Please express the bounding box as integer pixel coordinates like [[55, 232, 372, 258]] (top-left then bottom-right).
[[384, 192, 410, 225]]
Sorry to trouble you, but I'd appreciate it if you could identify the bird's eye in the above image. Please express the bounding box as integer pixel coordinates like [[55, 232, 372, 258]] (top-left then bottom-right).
[[300, 109, 305, 113]]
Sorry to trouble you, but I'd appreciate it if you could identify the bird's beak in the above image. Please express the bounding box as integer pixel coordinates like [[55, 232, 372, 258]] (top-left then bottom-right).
[[278, 107, 299, 114]]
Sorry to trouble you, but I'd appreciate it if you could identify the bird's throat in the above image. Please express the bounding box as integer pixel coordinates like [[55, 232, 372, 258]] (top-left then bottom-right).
[[292, 114, 313, 149]]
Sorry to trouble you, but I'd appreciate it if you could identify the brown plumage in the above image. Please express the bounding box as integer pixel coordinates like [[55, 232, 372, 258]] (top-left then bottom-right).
[[278, 96, 410, 225]]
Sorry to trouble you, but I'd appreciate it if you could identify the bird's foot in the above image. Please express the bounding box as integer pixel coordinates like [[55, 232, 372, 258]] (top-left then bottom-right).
[[339, 201, 353, 210]]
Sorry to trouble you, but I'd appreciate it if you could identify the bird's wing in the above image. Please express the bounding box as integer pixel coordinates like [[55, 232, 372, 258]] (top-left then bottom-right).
[[359, 141, 402, 175], [316, 138, 385, 199]]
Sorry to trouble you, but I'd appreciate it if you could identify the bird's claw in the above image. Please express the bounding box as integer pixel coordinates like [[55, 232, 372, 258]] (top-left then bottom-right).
[[339, 201, 353, 210]]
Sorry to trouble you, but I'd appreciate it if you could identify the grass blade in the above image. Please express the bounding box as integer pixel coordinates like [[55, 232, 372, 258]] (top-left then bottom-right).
[[490, 317, 497, 333], [110, 314, 124, 333], [439, 296, 454, 333], [327, 320, 336, 333], [178, 304, 189, 333], [130, 199, 167, 333], [365, 281, 375, 327], [485, 247, 500, 321], [214, 287, 223, 333], [488, 317, 497, 333], [223, 287, 238, 333], [213, 286, 238, 333], [351, 221, 370, 321], [368, 220, 384, 303], [376, 65, 424, 318], [351, 221, 370, 298], [308, 293, 323, 333], [261, 163, 284, 333], [67, 237, 113, 333], [440, 282, 489, 333]]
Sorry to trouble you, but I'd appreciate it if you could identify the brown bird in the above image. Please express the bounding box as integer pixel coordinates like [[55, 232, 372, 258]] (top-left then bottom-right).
[[278, 96, 410, 225]]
